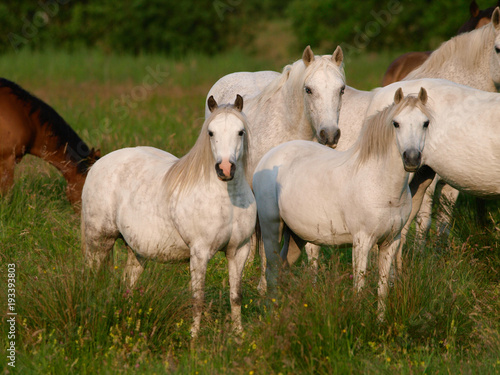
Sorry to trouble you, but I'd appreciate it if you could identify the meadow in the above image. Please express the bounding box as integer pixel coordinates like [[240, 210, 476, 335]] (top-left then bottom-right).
[[1, 48, 500, 374]]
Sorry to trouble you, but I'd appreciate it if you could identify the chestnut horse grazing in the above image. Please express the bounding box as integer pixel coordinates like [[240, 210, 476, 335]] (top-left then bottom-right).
[[0, 78, 100, 205]]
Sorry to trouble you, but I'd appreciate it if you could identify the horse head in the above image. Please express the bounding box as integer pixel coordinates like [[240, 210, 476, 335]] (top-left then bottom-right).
[[391, 87, 431, 172], [490, 7, 500, 88], [207, 95, 247, 181], [300, 45, 345, 147]]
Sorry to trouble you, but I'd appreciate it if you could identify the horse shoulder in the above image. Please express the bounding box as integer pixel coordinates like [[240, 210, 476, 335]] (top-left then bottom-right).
[[168, 180, 237, 252], [0, 89, 35, 155]]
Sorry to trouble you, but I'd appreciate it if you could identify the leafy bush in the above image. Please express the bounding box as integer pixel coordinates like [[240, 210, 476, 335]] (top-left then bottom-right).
[[0, 0, 271, 55], [286, 0, 484, 55]]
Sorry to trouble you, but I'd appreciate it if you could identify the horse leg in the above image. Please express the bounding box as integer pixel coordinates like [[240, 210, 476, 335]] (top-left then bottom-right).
[[226, 241, 252, 335], [123, 246, 145, 289], [435, 183, 460, 237], [282, 229, 320, 282], [246, 232, 258, 264], [476, 197, 488, 227], [414, 175, 440, 240], [377, 236, 400, 321], [257, 233, 267, 295], [81, 217, 116, 273], [189, 246, 211, 338], [396, 165, 436, 275], [286, 235, 302, 265], [352, 233, 376, 291], [304, 243, 321, 274], [0, 154, 16, 195], [259, 212, 283, 295]]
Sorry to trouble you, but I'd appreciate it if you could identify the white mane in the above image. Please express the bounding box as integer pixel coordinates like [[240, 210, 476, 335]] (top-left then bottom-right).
[[405, 24, 494, 80]]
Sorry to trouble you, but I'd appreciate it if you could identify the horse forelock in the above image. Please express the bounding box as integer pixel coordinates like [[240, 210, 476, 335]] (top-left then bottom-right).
[[404, 24, 494, 80], [163, 105, 250, 198], [303, 54, 345, 83], [355, 95, 432, 167]]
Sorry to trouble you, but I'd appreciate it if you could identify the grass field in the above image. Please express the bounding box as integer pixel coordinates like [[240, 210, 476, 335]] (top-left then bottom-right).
[[1, 48, 500, 374]]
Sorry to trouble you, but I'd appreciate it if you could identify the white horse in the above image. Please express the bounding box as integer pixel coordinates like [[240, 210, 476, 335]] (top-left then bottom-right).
[[81, 95, 257, 338], [362, 78, 500, 271], [206, 45, 346, 183], [399, 7, 500, 236], [208, 12, 500, 265], [253, 88, 432, 318]]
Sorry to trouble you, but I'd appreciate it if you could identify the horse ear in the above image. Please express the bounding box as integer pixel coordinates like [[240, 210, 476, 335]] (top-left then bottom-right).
[[302, 45, 314, 67], [470, 1, 479, 17], [234, 94, 243, 112], [208, 95, 218, 113], [394, 87, 404, 104], [418, 87, 428, 105], [493, 7, 500, 30], [332, 45, 343, 67]]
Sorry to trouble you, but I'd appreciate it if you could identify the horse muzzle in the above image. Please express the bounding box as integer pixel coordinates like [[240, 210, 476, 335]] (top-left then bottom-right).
[[318, 127, 341, 148], [215, 160, 236, 181], [402, 149, 422, 172]]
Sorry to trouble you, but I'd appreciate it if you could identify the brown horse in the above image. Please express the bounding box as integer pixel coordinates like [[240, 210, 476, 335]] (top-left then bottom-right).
[[0, 78, 100, 206], [381, 1, 499, 86]]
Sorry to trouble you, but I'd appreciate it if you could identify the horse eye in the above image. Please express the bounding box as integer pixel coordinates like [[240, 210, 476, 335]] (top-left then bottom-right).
[[392, 120, 399, 128], [340, 86, 345, 95], [208, 130, 214, 137], [495, 46, 500, 54], [423, 120, 430, 128], [304, 86, 313, 95], [238, 130, 245, 136]]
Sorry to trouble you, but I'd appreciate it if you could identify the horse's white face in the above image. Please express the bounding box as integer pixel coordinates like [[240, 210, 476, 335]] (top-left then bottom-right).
[[490, 8, 500, 86], [208, 112, 246, 181], [391, 106, 430, 172], [302, 46, 345, 147]]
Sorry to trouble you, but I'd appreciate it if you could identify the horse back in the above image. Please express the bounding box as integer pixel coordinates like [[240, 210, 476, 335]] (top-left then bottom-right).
[[381, 51, 432, 86], [0, 86, 36, 158]]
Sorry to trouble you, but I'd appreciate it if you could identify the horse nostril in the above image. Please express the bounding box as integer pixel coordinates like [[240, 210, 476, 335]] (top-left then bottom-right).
[[403, 150, 421, 165], [333, 128, 341, 144], [319, 129, 326, 141], [495, 46, 500, 54]]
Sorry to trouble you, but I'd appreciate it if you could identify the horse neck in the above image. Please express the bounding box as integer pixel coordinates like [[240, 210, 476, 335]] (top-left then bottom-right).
[[418, 55, 494, 91], [225, 159, 250, 194], [267, 75, 316, 145], [29, 109, 88, 184], [407, 28, 496, 92], [353, 143, 410, 199], [244, 78, 312, 180], [191, 157, 249, 205]]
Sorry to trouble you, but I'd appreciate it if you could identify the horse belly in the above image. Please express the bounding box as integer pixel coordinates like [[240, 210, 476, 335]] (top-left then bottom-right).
[[278, 183, 351, 246], [119, 217, 190, 262], [285, 210, 352, 246]]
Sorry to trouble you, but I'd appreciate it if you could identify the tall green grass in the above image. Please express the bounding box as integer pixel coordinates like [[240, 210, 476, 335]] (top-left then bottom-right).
[[0, 49, 499, 374]]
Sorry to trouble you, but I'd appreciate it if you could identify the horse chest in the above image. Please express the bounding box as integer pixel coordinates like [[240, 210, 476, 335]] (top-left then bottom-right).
[[171, 187, 256, 251]]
